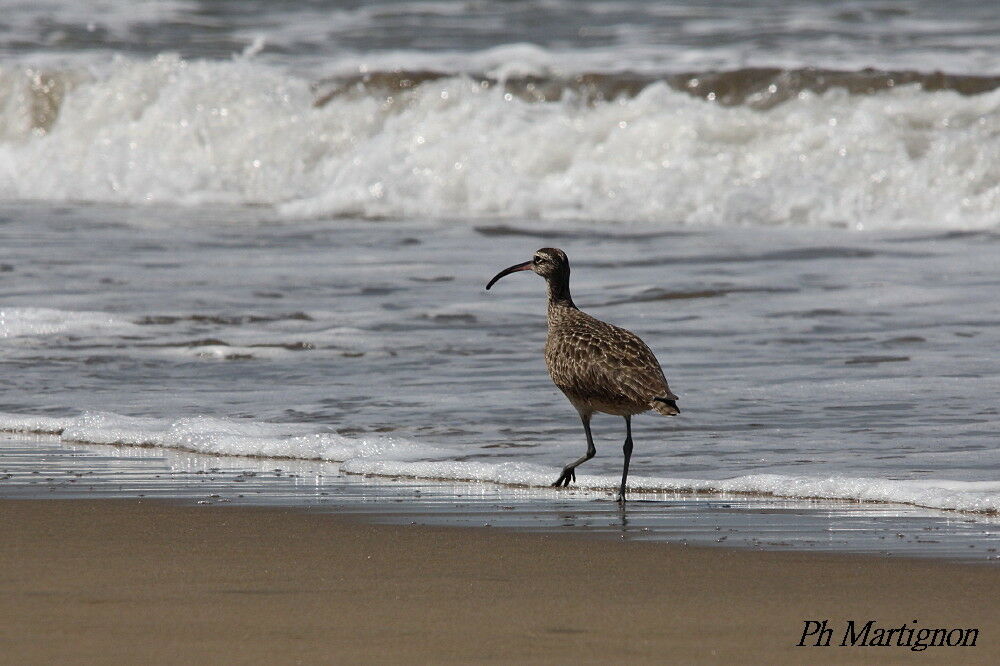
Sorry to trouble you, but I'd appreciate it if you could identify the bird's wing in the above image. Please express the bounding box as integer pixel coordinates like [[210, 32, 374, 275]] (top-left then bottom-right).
[[596, 322, 677, 402], [546, 313, 676, 404]]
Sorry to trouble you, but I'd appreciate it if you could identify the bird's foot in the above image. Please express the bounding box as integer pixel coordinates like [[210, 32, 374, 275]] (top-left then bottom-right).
[[616, 489, 627, 504], [551, 467, 576, 488]]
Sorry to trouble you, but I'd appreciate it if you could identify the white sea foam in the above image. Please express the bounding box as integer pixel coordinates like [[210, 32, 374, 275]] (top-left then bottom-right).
[[3, 410, 999, 514], [0, 56, 998, 229], [0, 307, 137, 339], [0, 413, 67, 434]]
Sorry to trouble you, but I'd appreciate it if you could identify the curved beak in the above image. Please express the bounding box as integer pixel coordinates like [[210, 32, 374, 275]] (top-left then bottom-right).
[[486, 260, 533, 290]]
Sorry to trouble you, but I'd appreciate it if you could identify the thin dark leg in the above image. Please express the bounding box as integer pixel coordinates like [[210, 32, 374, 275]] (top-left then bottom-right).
[[552, 413, 595, 488], [617, 416, 633, 503]]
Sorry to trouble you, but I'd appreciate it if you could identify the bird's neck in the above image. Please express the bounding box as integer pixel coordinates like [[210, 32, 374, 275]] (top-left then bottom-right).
[[546, 276, 576, 311]]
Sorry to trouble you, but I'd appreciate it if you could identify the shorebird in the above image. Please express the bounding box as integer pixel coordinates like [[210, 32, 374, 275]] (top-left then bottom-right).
[[486, 247, 679, 503]]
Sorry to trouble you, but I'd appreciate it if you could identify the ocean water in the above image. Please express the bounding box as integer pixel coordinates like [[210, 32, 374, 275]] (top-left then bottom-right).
[[1, 1, 999, 521]]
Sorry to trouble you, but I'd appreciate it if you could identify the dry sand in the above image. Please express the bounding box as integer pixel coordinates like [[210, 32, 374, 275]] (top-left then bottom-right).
[[1, 499, 997, 664]]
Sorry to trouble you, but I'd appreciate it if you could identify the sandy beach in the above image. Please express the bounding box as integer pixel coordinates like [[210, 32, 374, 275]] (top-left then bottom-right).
[[1, 499, 997, 664]]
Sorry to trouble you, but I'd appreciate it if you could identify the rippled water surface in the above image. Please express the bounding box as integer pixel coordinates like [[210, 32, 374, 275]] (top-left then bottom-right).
[[1, 1, 999, 533], [2, 205, 999, 512], [3, 0, 999, 74]]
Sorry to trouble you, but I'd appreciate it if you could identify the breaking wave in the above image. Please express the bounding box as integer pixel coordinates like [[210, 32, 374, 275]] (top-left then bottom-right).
[[1, 55, 998, 229]]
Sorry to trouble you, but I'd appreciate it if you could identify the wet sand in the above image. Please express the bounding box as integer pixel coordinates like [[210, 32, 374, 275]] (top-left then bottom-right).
[[1, 499, 998, 664]]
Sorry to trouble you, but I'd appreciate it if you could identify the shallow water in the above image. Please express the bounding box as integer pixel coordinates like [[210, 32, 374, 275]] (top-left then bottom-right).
[[2, 205, 999, 514], [3, 435, 999, 562]]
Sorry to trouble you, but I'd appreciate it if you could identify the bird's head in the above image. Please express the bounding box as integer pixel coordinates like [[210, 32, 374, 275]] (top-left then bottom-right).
[[486, 247, 569, 290]]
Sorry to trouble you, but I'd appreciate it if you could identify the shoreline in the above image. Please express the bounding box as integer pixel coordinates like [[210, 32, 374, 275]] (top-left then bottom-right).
[[3, 497, 999, 663], [3, 434, 1000, 563], [8, 425, 1000, 521]]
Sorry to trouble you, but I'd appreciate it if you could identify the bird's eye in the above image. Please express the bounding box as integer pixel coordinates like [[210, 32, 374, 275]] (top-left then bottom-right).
[[533, 257, 541, 264]]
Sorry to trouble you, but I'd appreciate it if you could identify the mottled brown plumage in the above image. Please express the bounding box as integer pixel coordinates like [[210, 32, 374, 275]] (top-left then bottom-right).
[[545, 305, 678, 418], [486, 247, 679, 502]]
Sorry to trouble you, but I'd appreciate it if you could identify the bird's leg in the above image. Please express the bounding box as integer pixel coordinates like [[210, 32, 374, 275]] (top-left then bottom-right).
[[616, 416, 633, 503], [552, 413, 595, 488]]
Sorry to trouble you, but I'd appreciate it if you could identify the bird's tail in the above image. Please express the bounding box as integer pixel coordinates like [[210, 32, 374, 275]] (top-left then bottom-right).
[[650, 396, 680, 416]]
